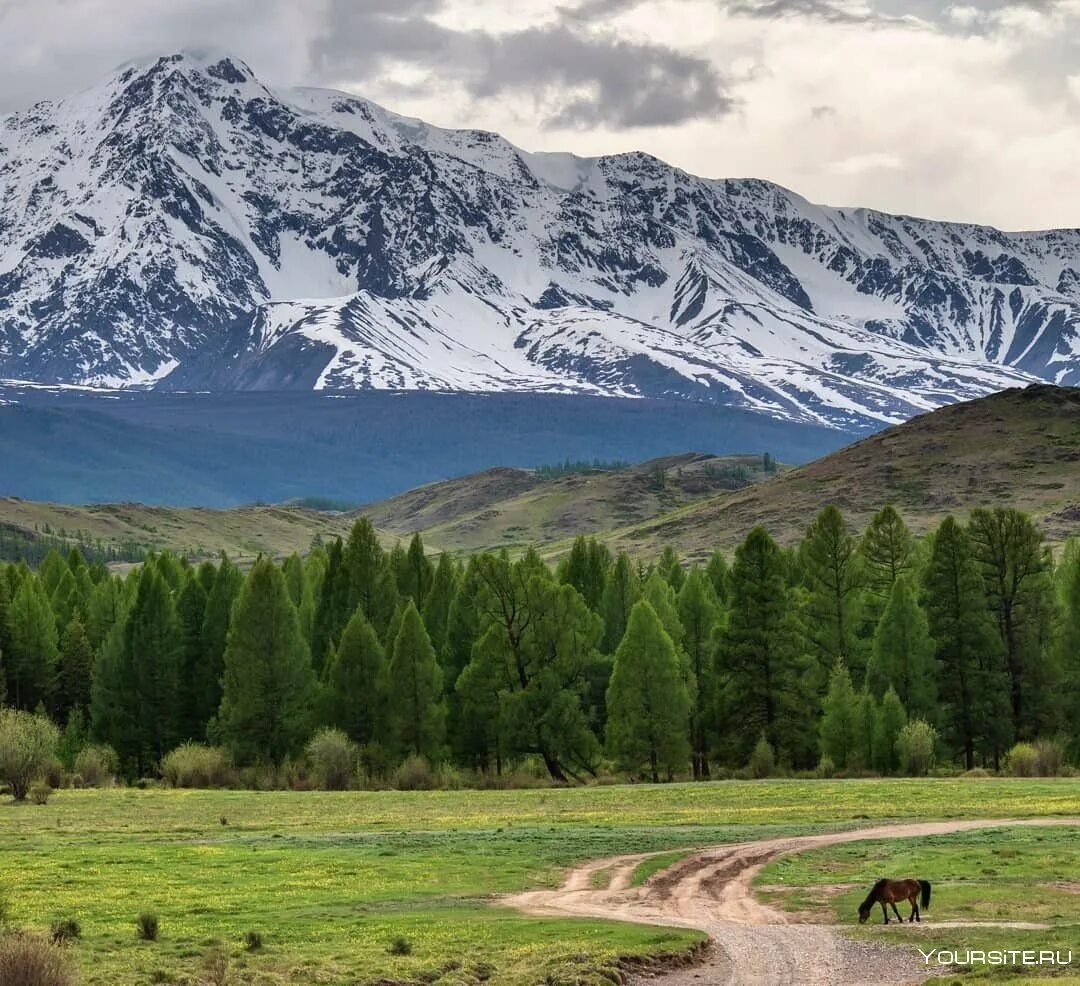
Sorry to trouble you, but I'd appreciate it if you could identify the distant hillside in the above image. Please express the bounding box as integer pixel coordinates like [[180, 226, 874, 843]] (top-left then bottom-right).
[[600, 384, 1080, 562], [360, 453, 779, 554]]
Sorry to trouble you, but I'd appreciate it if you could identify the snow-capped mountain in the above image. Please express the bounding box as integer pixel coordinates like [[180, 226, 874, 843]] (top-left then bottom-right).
[[1, 50, 1078, 430]]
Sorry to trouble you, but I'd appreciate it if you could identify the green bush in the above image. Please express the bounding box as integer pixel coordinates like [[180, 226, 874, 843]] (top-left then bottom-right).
[[392, 755, 439, 791], [0, 709, 61, 801], [896, 719, 937, 776], [29, 782, 52, 806], [73, 745, 119, 788], [49, 918, 81, 945], [747, 735, 775, 779], [815, 755, 836, 779], [387, 936, 412, 956], [242, 930, 263, 952], [305, 729, 356, 791], [1035, 738, 1066, 777], [161, 744, 233, 788], [1005, 742, 1039, 777], [0, 931, 78, 986], [136, 912, 159, 941]]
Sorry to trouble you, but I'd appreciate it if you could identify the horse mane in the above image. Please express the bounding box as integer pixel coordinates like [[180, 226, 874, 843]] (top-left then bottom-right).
[[859, 878, 889, 910]]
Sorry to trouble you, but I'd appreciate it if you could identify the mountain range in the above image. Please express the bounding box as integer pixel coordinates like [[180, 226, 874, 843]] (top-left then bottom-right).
[[1, 50, 1079, 430]]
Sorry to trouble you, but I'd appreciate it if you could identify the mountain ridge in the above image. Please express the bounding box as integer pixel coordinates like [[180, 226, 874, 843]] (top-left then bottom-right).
[[1, 51, 1078, 429]]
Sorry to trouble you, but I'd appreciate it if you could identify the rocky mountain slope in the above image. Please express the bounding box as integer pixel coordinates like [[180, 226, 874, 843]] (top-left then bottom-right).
[[2, 50, 1078, 429]]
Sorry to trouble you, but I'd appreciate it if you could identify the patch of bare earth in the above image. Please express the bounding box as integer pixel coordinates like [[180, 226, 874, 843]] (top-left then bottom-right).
[[504, 817, 1080, 986]]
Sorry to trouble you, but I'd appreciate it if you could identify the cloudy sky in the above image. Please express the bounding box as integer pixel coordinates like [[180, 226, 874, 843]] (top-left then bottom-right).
[[1, 0, 1078, 230]]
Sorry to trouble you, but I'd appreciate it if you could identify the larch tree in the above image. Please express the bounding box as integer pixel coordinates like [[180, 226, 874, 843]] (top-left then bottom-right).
[[819, 659, 862, 770], [219, 558, 316, 765], [387, 600, 444, 761], [196, 554, 243, 729], [599, 553, 641, 654], [8, 577, 59, 712], [606, 600, 692, 782], [677, 568, 721, 779], [322, 609, 387, 747], [865, 574, 937, 720]]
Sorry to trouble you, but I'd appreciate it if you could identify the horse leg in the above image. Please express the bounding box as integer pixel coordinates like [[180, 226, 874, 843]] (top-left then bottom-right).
[[881, 902, 889, 924], [909, 896, 918, 923], [891, 902, 903, 923]]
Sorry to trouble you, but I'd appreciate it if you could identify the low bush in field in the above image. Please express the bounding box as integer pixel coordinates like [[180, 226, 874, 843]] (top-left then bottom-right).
[[1035, 738, 1066, 776], [387, 936, 412, 956], [29, 782, 52, 805], [747, 735, 776, 779], [896, 719, 937, 776], [49, 919, 80, 945], [161, 744, 233, 788], [242, 930, 263, 952], [305, 729, 356, 791], [136, 912, 159, 941], [0, 709, 60, 801], [1005, 742, 1039, 777], [0, 932, 78, 986], [73, 745, 119, 788]]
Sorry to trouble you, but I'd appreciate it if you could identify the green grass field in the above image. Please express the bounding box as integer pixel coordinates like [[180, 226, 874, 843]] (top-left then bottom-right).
[[757, 825, 1080, 984], [4, 779, 1080, 985]]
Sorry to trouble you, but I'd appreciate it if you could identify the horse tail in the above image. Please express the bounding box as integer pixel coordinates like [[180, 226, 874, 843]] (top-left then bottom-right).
[[920, 880, 931, 910]]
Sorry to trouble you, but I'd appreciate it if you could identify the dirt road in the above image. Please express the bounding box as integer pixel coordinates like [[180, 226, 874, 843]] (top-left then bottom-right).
[[506, 817, 1080, 986]]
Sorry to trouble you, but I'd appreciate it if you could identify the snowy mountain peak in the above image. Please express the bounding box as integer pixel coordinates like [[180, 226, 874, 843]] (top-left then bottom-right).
[[1, 53, 1078, 425]]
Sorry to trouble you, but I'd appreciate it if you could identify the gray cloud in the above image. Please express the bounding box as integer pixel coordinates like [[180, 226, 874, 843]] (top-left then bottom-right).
[[313, 0, 734, 129]]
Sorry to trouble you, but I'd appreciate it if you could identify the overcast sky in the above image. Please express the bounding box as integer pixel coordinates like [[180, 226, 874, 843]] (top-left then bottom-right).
[[2, 0, 1079, 231]]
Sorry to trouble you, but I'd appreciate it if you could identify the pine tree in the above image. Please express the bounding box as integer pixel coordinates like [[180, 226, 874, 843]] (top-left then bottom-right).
[[600, 553, 641, 654], [219, 558, 315, 765], [860, 506, 913, 602], [443, 558, 488, 767], [0, 573, 11, 704], [718, 527, 812, 766], [705, 551, 729, 603], [801, 505, 865, 679], [924, 517, 1011, 769], [678, 568, 721, 779], [344, 518, 398, 637], [282, 553, 304, 607], [873, 686, 907, 774], [312, 538, 350, 670], [387, 601, 444, 761], [606, 601, 692, 782], [1059, 553, 1080, 760], [968, 508, 1059, 738], [8, 577, 59, 711], [38, 549, 68, 596], [819, 659, 861, 770], [58, 616, 93, 722], [396, 534, 434, 608], [421, 554, 458, 655], [175, 575, 208, 740], [658, 546, 686, 592], [322, 609, 387, 746], [126, 566, 182, 774], [866, 575, 937, 719], [557, 537, 610, 612], [196, 554, 243, 730]]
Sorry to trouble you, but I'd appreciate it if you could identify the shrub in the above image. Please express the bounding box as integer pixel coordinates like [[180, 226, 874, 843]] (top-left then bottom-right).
[[161, 744, 233, 788], [1035, 738, 1065, 777], [305, 729, 356, 791], [0, 931, 78, 986], [896, 719, 937, 776], [41, 761, 63, 790], [1005, 742, 1039, 777], [387, 936, 412, 956], [136, 912, 160, 941], [815, 755, 836, 779], [73, 745, 119, 788], [0, 709, 61, 801], [29, 782, 52, 806], [962, 767, 993, 779], [242, 930, 263, 952], [392, 755, 438, 791], [201, 943, 230, 986], [49, 919, 80, 945], [747, 735, 775, 779]]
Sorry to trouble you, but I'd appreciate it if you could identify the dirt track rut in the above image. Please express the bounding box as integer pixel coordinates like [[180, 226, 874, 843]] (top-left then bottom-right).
[[506, 817, 1080, 986]]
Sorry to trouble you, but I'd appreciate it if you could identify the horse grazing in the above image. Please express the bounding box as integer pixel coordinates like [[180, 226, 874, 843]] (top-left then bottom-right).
[[858, 878, 931, 924]]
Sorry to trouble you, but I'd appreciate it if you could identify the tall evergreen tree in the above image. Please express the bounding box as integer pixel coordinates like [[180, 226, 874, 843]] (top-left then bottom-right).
[[196, 554, 243, 729], [557, 537, 610, 612], [0, 573, 11, 704], [606, 601, 692, 782], [968, 508, 1059, 737], [866, 575, 937, 720], [8, 577, 59, 711], [678, 568, 721, 779], [282, 553, 304, 607], [705, 551, 730, 603], [658, 546, 686, 592], [344, 519, 398, 636], [126, 566, 182, 774], [58, 616, 93, 722], [219, 558, 315, 764], [387, 601, 444, 761], [322, 609, 387, 746], [801, 505, 865, 678], [924, 517, 1011, 769], [718, 527, 812, 766], [396, 534, 434, 608], [860, 506, 914, 602], [1059, 552, 1080, 760], [175, 575, 209, 740], [421, 553, 458, 655], [600, 553, 641, 654], [443, 558, 488, 768]]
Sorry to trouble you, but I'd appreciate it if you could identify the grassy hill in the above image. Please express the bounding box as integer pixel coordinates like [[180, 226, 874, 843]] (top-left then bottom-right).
[[2, 385, 1076, 564], [599, 384, 1080, 562]]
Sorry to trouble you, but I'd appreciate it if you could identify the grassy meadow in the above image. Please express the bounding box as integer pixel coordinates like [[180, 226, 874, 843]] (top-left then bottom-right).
[[4, 779, 1080, 985]]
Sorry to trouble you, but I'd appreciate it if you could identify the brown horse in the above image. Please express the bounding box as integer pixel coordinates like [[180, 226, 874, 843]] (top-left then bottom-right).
[[858, 878, 931, 924]]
